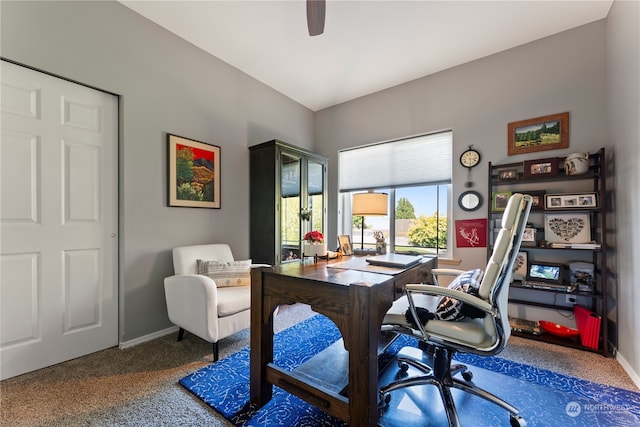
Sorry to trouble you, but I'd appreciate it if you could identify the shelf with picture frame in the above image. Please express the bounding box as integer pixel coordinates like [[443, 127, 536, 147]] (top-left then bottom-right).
[[487, 147, 611, 356]]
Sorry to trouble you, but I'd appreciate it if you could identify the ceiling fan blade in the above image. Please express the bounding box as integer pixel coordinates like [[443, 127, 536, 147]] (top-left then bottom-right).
[[307, 0, 325, 36]]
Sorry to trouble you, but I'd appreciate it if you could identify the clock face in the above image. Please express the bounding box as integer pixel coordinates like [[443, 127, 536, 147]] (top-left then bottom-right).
[[460, 149, 481, 168]]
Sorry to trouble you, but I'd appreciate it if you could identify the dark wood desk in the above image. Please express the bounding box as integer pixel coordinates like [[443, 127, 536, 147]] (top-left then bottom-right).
[[250, 256, 437, 426]]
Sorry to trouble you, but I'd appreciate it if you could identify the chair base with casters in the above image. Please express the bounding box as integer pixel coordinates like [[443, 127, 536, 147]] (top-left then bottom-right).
[[379, 194, 531, 427], [379, 346, 525, 427]]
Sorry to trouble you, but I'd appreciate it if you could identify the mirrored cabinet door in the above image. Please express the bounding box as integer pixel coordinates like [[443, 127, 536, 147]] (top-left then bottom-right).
[[280, 152, 302, 262], [250, 140, 328, 265], [307, 158, 325, 236]]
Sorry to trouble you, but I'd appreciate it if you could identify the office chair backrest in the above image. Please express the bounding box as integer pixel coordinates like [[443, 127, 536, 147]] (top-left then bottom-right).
[[478, 194, 532, 341]]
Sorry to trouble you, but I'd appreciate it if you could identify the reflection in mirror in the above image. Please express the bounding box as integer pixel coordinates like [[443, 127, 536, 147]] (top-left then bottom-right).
[[281, 153, 301, 261], [459, 190, 482, 212]]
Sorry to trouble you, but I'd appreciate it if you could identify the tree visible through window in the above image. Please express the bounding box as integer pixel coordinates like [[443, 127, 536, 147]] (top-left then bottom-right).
[[396, 197, 415, 219]]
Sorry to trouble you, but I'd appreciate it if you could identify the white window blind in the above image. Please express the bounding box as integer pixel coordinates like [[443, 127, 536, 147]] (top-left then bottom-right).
[[339, 131, 452, 192]]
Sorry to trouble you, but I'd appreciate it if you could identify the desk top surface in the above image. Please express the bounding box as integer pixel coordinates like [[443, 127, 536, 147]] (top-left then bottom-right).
[[268, 255, 436, 287]]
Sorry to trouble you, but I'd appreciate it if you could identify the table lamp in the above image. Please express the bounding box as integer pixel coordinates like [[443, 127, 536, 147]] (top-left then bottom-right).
[[352, 190, 388, 253]]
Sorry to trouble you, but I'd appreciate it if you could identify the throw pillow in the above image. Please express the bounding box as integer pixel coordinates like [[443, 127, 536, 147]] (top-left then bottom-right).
[[435, 268, 485, 321], [197, 259, 252, 287], [404, 268, 486, 328]]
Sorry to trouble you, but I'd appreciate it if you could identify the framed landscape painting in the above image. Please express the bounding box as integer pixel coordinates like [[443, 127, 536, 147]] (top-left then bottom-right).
[[168, 134, 221, 208], [508, 112, 569, 155]]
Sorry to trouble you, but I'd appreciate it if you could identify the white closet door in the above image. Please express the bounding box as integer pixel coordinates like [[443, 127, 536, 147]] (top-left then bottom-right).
[[1, 61, 118, 380]]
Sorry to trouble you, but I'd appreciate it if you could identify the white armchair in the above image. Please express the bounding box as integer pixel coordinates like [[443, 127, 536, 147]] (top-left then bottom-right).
[[164, 244, 267, 361]]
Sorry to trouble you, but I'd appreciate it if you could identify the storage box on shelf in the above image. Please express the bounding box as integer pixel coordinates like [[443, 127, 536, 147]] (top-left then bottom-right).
[[487, 148, 611, 356]]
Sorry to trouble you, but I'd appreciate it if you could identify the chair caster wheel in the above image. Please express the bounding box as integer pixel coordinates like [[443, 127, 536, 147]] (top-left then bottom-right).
[[397, 361, 409, 373], [462, 371, 473, 381], [510, 415, 526, 427], [379, 392, 391, 406]]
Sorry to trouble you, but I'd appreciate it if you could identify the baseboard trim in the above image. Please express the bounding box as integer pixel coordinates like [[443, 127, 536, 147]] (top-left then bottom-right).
[[119, 325, 179, 349], [616, 351, 640, 389]]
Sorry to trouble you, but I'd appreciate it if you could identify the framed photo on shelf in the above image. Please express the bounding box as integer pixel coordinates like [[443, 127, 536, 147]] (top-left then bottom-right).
[[337, 235, 353, 256], [498, 168, 518, 181], [544, 213, 591, 243], [492, 191, 512, 212], [545, 193, 597, 210], [168, 134, 221, 208], [507, 112, 569, 155], [522, 227, 537, 246], [523, 157, 560, 179], [512, 251, 528, 281], [527, 190, 546, 210]]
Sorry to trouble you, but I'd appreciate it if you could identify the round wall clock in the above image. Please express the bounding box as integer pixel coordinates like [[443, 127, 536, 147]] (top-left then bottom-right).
[[460, 146, 481, 169]]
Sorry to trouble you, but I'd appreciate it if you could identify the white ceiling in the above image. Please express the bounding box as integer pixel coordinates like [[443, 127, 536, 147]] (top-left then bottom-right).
[[119, 1, 613, 111]]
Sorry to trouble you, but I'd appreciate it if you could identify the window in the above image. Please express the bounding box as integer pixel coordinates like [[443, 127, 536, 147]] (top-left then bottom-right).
[[339, 131, 452, 254], [348, 185, 449, 254], [393, 185, 448, 254]]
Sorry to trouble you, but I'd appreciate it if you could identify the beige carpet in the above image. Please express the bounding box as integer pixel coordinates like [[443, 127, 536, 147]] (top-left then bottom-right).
[[1, 304, 637, 426]]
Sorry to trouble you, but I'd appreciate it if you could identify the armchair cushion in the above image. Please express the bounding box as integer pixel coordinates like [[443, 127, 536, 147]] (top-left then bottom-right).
[[217, 286, 251, 316], [197, 259, 252, 287]]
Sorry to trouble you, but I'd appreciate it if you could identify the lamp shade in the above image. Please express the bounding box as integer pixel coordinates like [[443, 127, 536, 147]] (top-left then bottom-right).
[[352, 192, 388, 216]]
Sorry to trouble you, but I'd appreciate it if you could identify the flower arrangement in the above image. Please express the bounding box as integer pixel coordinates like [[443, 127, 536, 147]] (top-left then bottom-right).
[[303, 230, 324, 243]]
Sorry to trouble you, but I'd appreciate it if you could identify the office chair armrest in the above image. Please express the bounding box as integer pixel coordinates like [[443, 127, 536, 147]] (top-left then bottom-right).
[[405, 283, 494, 315], [431, 268, 468, 286], [432, 268, 467, 277]]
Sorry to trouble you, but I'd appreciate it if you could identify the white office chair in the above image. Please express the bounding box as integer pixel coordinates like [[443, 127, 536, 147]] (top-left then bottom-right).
[[380, 193, 532, 427]]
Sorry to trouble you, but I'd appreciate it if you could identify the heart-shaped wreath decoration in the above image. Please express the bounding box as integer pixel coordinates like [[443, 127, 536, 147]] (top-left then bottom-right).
[[547, 217, 586, 241]]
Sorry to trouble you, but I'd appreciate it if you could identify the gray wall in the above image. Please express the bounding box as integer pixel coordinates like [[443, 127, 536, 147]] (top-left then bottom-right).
[[1, 1, 314, 341], [2, 0, 638, 385], [605, 0, 640, 384], [315, 21, 608, 272], [315, 7, 638, 384]]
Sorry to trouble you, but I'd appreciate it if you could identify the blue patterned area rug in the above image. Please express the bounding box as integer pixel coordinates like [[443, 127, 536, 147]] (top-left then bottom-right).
[[180, 314, 640, 426]]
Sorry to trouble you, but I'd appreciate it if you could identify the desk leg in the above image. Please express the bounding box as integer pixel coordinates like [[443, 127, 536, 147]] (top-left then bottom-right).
[[250, 267, 273, 405], [348, 282, 388, 427]]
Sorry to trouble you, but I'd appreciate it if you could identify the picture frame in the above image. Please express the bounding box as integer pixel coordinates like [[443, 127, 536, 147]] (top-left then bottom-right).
[[527, 190, 546, 210], [338, 235, 353, 256], [492, 191, 512, 212], [545, 193, 597, 210], [455, 218, 487, 248], [508, 112, 569, 155], [168, 134, 221, 208], [522, 227, 537, 246], [512, 251, 528, 281], [544, 213, 591, 243], [523, 157, 559, 179], [498, 168, 518, 181]]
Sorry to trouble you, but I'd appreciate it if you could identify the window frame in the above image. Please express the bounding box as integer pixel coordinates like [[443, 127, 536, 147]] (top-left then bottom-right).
[[341, 184, 451, 256], [338, 131, 453, 255]]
